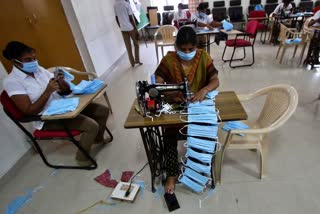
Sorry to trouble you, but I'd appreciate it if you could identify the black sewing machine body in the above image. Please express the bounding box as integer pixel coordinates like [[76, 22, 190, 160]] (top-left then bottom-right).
[[136, 78, 192, 117]]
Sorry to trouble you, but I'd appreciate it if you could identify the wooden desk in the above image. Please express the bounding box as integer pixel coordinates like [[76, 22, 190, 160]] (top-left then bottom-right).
[[41, 84, 107, 120], [125, 91, 247, 128], [124, 91, 247, 192], [220, 29, 243, 35]]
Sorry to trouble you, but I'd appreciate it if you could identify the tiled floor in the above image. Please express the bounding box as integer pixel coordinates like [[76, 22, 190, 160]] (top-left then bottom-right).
[[1, 37, 320, 214]]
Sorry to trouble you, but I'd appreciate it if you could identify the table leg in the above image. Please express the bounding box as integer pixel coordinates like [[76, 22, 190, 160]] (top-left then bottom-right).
[[206, 34, 211, 54], [139, 127, 164, 193]]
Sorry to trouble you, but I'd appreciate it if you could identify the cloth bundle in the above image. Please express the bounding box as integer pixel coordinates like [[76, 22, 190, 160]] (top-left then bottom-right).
[[179, 91, 220, 193], [285, 38, 302, 45], [42, 97, 80, 116], [72, 79, 104, 94]]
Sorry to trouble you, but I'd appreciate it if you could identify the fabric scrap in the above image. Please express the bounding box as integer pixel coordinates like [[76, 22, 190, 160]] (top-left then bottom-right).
[[94, 169, 118, 188], [120, 171, 134, 182]]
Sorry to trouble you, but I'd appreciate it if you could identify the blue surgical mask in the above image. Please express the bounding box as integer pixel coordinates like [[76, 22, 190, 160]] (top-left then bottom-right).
[[177, 50, 196, 61], [180, 113, 218, 124], [15, 59, 39, 73], [222, 121, 249, 137], [183, 167, 210, 186], [206, 90, 219, 99], [186, 137, 216, 153], [199, 12, 207, 18], [189, 99, 214, 107], [185, 124, 218, 139], [178, 174, 205, 193], [182, 105, 215, 115], [184, 158, 211, 175], [186, 148, 213, 164]]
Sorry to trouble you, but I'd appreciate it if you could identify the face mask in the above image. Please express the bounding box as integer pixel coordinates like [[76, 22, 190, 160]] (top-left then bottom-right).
[[189, 99, 214, 107], [177, 50, 196, 61], [186, 148, 213, 164], [182, 105, 216, 115], [185, 137, 217, 153], [199, 12, 207, 18], [206, 90, 219, 100], [184, 124, 218, 139], [180, 113, 218, 124], [178, 174, 205, 193], [183, 167, 210, 186], [222, 121, 249, 136], [15, 59, 39, 73], [184, 158, 211, 175]]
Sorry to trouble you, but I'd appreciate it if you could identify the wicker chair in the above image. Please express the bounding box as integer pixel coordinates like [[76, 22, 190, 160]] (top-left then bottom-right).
[[215, 85, 298, 184]]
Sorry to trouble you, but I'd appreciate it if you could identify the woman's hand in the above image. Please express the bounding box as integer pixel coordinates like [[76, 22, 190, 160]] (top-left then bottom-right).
[[191, 88, 208, 102], [45, 78, 60, 94]]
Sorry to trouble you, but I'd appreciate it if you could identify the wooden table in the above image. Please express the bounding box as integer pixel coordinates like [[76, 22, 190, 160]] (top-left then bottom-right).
[[124, 91, 247, 191], [220, 29, 243, 35], [41, 84, 107, 120]]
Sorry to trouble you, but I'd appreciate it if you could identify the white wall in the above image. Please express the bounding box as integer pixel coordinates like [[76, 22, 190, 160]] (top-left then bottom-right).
[[62, 0, 126, 77], [0, 62, 30, 178]]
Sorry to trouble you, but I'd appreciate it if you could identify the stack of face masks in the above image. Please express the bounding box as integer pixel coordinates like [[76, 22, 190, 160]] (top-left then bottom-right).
[[59, 68, 76, 90], [222, 121, 249, 136], [221, 19, 234, 31], [72, 79, 104, 94], [42, 97, 80, 116], [179, 90, 220, 193]]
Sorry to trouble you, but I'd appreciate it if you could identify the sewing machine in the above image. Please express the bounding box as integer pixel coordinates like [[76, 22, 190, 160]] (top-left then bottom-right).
[[135, 77, 192, 117]]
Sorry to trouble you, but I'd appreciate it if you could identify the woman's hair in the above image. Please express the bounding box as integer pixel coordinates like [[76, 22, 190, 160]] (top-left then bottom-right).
[[283, 0, 291, 4], [2, 41, 34, 61], [175, 26, 197, 47]]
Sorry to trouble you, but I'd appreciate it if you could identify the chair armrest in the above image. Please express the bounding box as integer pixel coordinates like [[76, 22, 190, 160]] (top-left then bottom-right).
[[237, 93, 256, 102], [235, 32, 252, 40], [67, 70, 97, 79], [229, 127, 270, 135]]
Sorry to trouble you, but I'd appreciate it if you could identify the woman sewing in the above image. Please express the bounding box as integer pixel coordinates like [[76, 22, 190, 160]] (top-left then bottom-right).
[[2, 41, 110, 166], [154, 26, 219, 193]]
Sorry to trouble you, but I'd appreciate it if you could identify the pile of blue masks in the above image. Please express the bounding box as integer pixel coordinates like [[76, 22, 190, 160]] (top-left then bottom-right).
[[72, 79, 104, 94], [222, 121, 249, 136], [222, 19, 233, 31], [178, 90, 221, 193], [42, 97, 80, 116]]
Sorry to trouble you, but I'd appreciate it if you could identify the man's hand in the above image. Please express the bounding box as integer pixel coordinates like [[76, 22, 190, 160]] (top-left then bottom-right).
[[191, 88, 208, 102], [45, 78, 60, 94]]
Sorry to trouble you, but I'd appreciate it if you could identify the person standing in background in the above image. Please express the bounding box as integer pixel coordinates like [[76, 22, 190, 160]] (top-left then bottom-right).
[[114, 0, 142, 67]]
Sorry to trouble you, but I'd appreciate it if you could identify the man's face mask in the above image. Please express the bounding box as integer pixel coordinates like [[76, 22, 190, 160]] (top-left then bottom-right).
[[15, 59, 39, 73]]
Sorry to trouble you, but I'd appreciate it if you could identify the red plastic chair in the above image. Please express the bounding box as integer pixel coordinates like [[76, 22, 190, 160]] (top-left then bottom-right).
[[0, 91, 113, 170], [248, 10, 269, 43], [222, 20, 259, 68]]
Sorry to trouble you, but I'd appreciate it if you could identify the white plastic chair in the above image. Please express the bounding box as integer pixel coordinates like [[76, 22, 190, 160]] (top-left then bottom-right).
[[215, 85, 298, 184], [154, 25, 177, 63], [47, 66, 112, 113]]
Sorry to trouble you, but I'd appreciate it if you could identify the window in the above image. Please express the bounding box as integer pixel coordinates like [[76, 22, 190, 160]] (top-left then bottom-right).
[[150, 0, 188, 12]]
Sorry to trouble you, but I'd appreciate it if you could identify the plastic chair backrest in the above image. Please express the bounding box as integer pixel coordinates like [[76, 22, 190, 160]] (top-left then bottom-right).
[[162, 12, 174, 25], [299, 1, 313, 12], [0, 91, 26, 121], [264, 4, 278, 15], [214, 1, 225, 7], [230, 0, 241, 6], [250, 0, 261, 4], [163, 5, 174, 11], [212, 7, 227, 21], [246, 20, 259, 38], [156, 25, 177, 43], [266, 0, 278, 3], [256, 85, 298, 130], [229, 6, 244, 22]]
